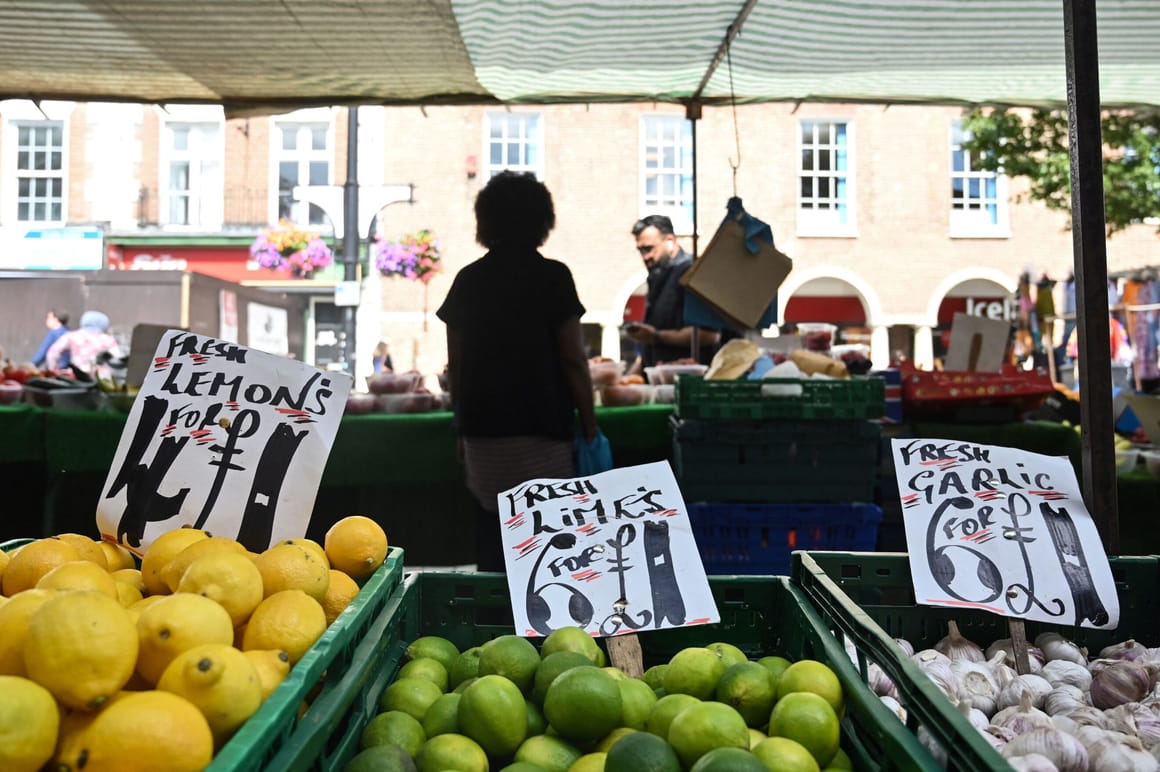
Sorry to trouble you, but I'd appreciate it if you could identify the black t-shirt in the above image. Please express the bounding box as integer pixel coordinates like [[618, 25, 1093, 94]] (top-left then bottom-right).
[[642, 249, 715, 367], [436, 248, 585, 440]]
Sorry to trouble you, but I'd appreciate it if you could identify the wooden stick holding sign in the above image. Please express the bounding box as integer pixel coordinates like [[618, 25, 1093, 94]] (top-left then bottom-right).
[[495, 462, 720, 668]]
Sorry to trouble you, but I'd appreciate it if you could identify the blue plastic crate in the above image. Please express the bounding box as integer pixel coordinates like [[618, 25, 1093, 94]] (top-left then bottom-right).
[[687, 502, 882, 576]]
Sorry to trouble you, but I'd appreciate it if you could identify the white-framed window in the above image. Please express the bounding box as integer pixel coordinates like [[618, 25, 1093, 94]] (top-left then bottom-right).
[[640, 115, 694, 233], [15, 122, 65, 223], [274, 119, 332, 227], [484, 112, 543, 178], [798, 120, 855, 236], [950, 121, 1009, 237], [161, 121, 223, 228]]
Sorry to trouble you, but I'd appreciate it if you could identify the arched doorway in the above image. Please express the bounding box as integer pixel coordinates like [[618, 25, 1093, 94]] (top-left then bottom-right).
[[929, 275, 1016, 364], [781, 276, 877, 361]]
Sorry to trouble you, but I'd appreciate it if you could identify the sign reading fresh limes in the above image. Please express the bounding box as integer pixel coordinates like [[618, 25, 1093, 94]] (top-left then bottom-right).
[[97, 329, 352, 554], [497, 460, 720, 637], [892, 438, 1119, 628]]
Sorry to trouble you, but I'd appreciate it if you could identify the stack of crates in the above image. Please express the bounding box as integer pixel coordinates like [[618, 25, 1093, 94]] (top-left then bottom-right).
[[672, 375, 885, 575]]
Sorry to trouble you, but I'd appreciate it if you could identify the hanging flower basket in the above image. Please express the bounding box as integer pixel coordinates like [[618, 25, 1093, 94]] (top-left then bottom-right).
[[372, 230, 443, 284], [250, 219, 335, 279]]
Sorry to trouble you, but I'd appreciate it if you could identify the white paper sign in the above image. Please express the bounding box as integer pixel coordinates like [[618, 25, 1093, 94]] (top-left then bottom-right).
[[498, 461, 720, 638], [893, 438, 1119, 629], [97, 330, 352, 555]]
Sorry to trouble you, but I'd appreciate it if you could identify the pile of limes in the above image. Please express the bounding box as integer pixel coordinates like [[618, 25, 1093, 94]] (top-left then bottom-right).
[[349, 626, 853, 772], [0, 515, 389, 772]]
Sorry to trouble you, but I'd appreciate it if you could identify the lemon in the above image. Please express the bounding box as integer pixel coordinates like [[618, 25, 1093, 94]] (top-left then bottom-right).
[[0, 588, 57, 676], [157, 642, 263, 746], [99, 540, 138, 571], [115, 580, 144, 607], [515, 733, 583, 770], [324, 515, 388, 580], [361, 709, 427, 756], [136, 592, 235, 685], [2, 537, 81, 595], [399, 657, 450, 692], [667, 701, 750, 768], [112, 567, 145, 592], [140, 528, 209, 596], [55, 533, 110, 570], [320, 568, 360, 625], [664, 647, 726, 700], [66, 689, 214, 772], [406, 635, 461, 673], [24, 590, 138, 710], [253, 542, 330, 601], [242, 648, 291, 701], [242, 589, 327, 664], [416, 733, 489, 772], [478, 634, 541, 693], [279, 537, 329, 567], [777, 660, 845, 716], [752, 737, 822, 772], [458, 673, 528, 757], [767, 691, 840, 767], [543, 665, 623, 744], [0, 675, 59, 772], [36, 559, 119, 597], [161, 536, 246, 593], [604, 730, 681, 772], [53, 698, 105, 769], [0, 550, 10, 587], [176, 551, 264, 626]]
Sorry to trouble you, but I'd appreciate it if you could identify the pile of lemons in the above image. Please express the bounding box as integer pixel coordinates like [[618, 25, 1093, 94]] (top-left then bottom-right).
[[348, 627, 854, 772], [0, 515, 389, 772]]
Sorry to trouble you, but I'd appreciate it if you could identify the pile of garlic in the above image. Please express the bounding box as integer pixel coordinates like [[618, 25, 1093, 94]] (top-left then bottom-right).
[[880, 622, 1160, 771]]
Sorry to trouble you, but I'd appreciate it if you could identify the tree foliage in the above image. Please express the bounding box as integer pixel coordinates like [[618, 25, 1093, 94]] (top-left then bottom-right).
[[960, 108, 1160, 237]]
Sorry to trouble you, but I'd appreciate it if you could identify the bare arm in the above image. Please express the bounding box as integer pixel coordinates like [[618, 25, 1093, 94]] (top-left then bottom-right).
[[557, 316, 597, 442], [625, 324, 720, 350]]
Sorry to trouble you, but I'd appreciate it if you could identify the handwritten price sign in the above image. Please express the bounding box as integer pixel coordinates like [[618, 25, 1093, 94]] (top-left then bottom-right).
[[498, 461, 719, 638], [97, 330, 352, 554], [893, 439, 1119, 629]]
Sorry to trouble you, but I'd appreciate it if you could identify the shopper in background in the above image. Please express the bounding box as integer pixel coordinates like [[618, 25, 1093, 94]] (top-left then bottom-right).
[[436, 171, 597, 572], [45, 310, 123, 376], [31, 309, 71, 369], [624, 214, 719, 373], [371, 340, 393, 373]]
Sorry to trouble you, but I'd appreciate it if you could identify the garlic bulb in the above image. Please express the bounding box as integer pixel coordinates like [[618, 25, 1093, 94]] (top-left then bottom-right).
[[917, 725, 948, 767], [1065, 705, 1109, 729], [913, 647, 952, 668], [918, 659, 963, 701], [985, 723, 1018, 748], [1006, 753, 1062, 772], [1001, 727, 1089, 772], [1040, 659, 1092, 692], [867, 662, 897, 698], [951, 659, 1000, 715], [895, 637, 915, 657], [992, 692, 1054, 735], [1051, 714, 1079, 736], [935, 620, 985, 662], [1083, 729, 1159, 771], [958, 698, 990, 731], [985, 638, 1045, 672], [1091, 660, 1152, 710], [1105, 702, 1160, 747], [880, 694, 907, 723], [1100, 639, 1150, 663], [1043, 685, 1086, 716], [996, 673, 1054, 711], [1035, 632, 1088, 666]]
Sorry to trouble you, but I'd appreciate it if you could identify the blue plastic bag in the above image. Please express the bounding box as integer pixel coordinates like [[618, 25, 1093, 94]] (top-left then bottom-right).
[[574, 428, 613, 475]]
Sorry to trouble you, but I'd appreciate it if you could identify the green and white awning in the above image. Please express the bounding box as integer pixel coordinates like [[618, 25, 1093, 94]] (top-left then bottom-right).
[[0, 0, 1158, 111]]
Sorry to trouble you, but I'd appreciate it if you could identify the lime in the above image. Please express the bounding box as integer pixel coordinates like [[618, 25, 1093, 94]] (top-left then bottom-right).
[[714, 661, 777, 728], [360, 709, 426, 757], [666, 701, 749, 768], [515, 734, 583, 771], [776, 660, 844, 715], [421, 692, 461, 738], [449, 646, 483, 689], [642, 664, 668, 691], [380, 678, 444, 723], [533, 651, 594, 705], [645, 693, 699, 739], [663, 647, 725, 699], [752, 736, 821, 772], [602, 666, 629, 681], [526, 699, 548, 737], [457, 674, 529, 758], [706, 642, 748, 669], [479, 635, 542, 693], [689, 746, 768, 771], [416, 733, 488, 772], [501, 764, 547, 772], [454, 676, 478, 694], [568, 752, 607, 771], [594, 726, 637, 752], [748, 727, 767, 749], [603, 730, 681, 772], [406, 636, 460, 673], [617, 677, 658, 730], [541, 626, 603, 665], [398, 657, 449, 692], [767, 691, 840, 767], [828, 747, 855, 769], [543, 666, 623, 744], [344, 743, 417, 772]]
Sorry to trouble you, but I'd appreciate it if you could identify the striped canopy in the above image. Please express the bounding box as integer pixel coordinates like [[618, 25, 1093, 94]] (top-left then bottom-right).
[[0, 0, 1157, 112]]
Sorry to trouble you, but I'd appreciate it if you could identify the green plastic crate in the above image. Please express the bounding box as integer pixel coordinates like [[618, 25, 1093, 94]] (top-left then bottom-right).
[[275, 570, 945, 772], [673, 417, 880, 502], [675, 375, 885, 421], [792, 550, 1160, 772]]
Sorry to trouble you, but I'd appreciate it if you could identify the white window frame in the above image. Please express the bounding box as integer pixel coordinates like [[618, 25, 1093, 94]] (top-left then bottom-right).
[[11, 120, 66, 224], [950, 121, 1010, 238], [270, 109, 335, 228], [639, 115, 694, 234], [797, 118, 857, 237], [483, 111, 544, 179], [160, 119, 224, 229]]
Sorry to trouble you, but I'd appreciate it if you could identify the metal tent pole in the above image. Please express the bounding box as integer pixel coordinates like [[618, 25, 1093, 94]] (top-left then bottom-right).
[[342, 106, 360, 376]]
